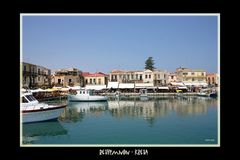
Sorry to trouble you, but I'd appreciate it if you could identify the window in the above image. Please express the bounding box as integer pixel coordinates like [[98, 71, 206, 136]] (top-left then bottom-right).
[[93, 78, 96, 84], [191, 72, 194, 75], [90, 79, 92, 84], [69, 79, 72, 83], [22, 97, 28, 103], [123, 75, 126, 79], [38, 77, 40, 81], [145, 75, 148, 79], [136, 74, 138, 79], [98, 78, 101, 84], [127, 75, 130, 80], [38, 68, 40, 74], [192, 78, 195, 81], [149, 75, 151, 79], [164, 74, 166, 79], [111, 75, 114, 80], [24, 66, 26, 71], [58, 79, 61, 84], [183, 73, 187, 76], [212, 77, 215, 83], [202, 72, 204, 76], [158, 74, 160, 78], [86, 79, 88, 84], [140, 74, 142, 80], [171, 76, 174, 79], [25, 95, 37, 102], [131, 74, 134, 79]]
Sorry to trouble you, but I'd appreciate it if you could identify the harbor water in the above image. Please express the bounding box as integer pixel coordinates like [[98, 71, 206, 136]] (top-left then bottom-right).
[[22, 96, 218, 145]]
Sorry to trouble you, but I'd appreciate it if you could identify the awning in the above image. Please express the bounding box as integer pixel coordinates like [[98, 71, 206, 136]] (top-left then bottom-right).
[[135, 83, 154, 88], [30, 88, 46, 93], [85, 85, 107, 90], [183, 82, 193, 86], [158, 86, 169, 90], [178, 86, 188, 89], [68, 86, 81, 90], [60, 87, 69, 91], [119, 83, 134, 89], [107, 82, 119, 89], [170, 82, 185, 86]]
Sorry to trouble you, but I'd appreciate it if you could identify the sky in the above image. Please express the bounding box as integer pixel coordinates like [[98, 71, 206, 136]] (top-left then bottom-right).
[[22, 14, 218, 74]]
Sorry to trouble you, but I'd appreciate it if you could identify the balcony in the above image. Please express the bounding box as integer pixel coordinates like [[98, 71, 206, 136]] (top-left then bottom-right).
[[23, 71, 37, 77]]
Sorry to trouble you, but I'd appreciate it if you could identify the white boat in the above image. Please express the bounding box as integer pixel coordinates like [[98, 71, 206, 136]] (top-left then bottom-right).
[[21, 92, 66, 123], [67, 89, 108, 102], [197, 88, 217, 98]]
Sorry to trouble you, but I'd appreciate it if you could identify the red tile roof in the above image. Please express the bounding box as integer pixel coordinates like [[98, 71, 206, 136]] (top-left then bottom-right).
[[82, 72, 107, 77]]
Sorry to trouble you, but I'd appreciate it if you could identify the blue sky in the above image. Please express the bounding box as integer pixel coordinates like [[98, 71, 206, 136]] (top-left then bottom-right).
[[22, 14, 218, 73]]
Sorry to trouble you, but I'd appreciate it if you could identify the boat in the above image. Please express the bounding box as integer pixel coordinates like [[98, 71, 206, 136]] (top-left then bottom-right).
[[197, 88, 217, 98], [67, 89, 108, 102], [139, 89, 148, 97], [21, 92, 66, 123]]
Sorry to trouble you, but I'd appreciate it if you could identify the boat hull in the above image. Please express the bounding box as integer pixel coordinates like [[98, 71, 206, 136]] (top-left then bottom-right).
[[68, 94, 108, 102], [22, 105, 66, 123]]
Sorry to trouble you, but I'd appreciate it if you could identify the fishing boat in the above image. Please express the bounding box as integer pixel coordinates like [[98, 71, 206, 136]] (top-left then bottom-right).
[[197, 88, 217, 98], [21, 92, 66, 123], [67, 89, 108, 102]]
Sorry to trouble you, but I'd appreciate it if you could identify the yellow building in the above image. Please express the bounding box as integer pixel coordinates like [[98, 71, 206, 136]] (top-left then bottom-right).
[[109, 69, 168, 86], [82, 72, 108, 86], [176, 67, 207, 83]]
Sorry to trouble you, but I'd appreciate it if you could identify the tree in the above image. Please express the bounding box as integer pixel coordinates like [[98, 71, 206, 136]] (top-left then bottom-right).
[[145, 57, 155, 71]]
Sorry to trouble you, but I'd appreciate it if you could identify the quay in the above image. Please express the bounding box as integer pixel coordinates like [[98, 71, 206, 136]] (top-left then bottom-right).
[[35, 93, 199, 102], [101, 92, 198, 98]]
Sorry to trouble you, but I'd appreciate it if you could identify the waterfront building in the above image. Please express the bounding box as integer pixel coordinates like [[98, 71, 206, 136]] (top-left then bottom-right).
[[82, 72, 108, 86], [36, 65, 51, 88], [52, 68, 83, 87], [109, 69, 168, 86], [22, 62, 51, 88], [168, 72, 178, 83], [176, 67, 207, 86], [206, 73, 219, 86]]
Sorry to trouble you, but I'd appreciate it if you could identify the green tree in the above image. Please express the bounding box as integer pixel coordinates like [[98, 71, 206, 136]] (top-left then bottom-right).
[[145, 57, 155, 71]]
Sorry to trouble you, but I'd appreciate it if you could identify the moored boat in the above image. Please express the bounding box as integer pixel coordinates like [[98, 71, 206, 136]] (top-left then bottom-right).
[[21, 92, 66, 123], [67, 89, 108, 102], [197, 88, 217, 98]]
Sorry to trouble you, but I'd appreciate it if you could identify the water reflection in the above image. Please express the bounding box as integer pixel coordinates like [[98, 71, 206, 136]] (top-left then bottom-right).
[[22, 121, 67, 144], [108, 97, 217, 122], [59, 101, 108, 122], [58, 97, 217, 125]]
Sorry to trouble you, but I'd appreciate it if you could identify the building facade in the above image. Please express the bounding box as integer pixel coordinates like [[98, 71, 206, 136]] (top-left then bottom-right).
[[22, 62, 51, 88], [176, 67, 207, 83], [82, 72, 108, 86], [52, 68, 82, 87], [168, 72, 178, 83], [109, 69, 168, 86], [206, 73, 219, 86]]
